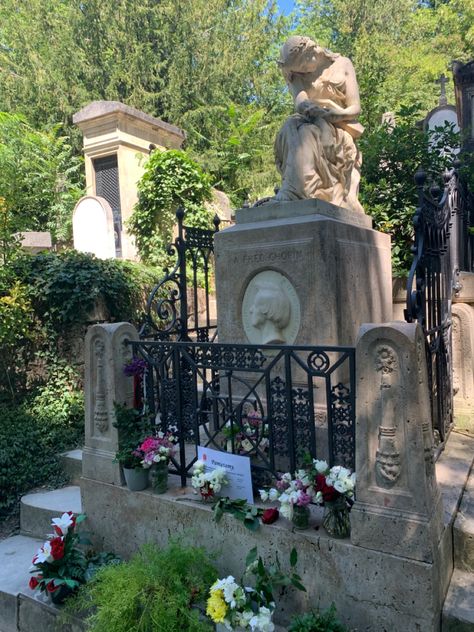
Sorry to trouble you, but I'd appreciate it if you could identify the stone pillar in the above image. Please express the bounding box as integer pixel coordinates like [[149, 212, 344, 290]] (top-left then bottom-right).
[[452, 303, 474, 430], [351, 322, 443, 563], [82, 322, 139, 485]]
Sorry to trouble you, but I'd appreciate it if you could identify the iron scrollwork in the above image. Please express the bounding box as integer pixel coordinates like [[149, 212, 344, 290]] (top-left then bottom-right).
[[139, 207, 220, 340]]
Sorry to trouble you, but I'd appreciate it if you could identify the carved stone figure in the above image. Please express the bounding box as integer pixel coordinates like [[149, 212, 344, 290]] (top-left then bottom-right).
[[242, 270, 301, 345], [273, 36, 364, 213], [249, 282, 291, 344], [375, 345, 401, 486]]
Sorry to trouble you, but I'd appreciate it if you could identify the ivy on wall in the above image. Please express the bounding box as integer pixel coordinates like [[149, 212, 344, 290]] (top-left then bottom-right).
[[127, 149, 213, 268]]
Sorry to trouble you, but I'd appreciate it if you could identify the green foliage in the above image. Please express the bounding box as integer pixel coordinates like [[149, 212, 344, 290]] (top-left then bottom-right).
[[244, 546, 306, 607], [0, 380, 83, 511], [16, 251, 157, 333], [0, 112, 83, 243], [359, 105, 460, 275], [288, 604, 348, 632], [70, 541, 218, 632], [184, 102, 284, 207], [128, 149, 213, 267], [213, 497, 263, 532], [113, 404, 150, 469]]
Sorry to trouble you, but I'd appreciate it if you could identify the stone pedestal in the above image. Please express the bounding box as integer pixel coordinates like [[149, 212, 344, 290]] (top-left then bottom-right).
[[215, 199, 392, 348], [83, 322, 138, 485], [351, 322, 443, 563]]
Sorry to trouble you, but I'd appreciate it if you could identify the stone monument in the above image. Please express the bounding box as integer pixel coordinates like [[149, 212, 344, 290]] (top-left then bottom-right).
[[73, 101, 186, 259], [72, 196, 116, 259], [215, 36, 392, 350]]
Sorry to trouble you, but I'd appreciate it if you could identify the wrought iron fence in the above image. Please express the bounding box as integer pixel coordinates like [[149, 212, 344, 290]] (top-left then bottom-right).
[[128, 340, 356, 487], [139, 207, 220, 341], [405, 166, 463, 443]]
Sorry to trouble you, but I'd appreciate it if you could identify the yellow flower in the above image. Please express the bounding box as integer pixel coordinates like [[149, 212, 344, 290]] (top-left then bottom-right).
[[206, 589, 228, 623]]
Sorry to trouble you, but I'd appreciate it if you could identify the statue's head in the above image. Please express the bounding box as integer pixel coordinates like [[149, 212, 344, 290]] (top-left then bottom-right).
[[278, 36, 338, 76], [250, 282, 291, 332]]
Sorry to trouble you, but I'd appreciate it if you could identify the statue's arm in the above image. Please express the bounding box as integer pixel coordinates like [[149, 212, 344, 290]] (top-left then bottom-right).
[[323, 59, 361, 121], [288, 75, 328, 118]]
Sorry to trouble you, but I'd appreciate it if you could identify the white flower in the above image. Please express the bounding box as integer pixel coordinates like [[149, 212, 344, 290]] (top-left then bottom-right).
[[259, 489, 269, 502], [237, 609, 254, 628], [314, 491, 323, 505], [249, 606, 275, 632], [51, 512, 74, 536], [268, 488, 279, 502], [334, 480, 346, 494], [33, 541, 53, 564], [313, 459, 329, 473], [280, 502, 293, 521]]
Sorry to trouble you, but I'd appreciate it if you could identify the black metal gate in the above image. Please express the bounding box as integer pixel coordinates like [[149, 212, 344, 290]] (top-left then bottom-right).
[[405, 163, 473, 443], [139, 207, 220, 341]]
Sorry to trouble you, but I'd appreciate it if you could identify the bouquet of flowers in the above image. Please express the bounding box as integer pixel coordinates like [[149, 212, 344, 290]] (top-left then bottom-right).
[[191, 460, 229, 500], [138, 431, 177, 466], [29, 512, 88, 601], [311, 460, 356, 538], [259, 470, 316, 527], [222, 409, 269, 456], [206, 547, 305, 631]]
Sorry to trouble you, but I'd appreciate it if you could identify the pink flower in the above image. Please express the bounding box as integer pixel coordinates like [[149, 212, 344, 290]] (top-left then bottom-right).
[[296, 491, 312, 507]]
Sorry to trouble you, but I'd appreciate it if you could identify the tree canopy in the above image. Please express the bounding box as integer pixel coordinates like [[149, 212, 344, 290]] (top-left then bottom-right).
[[0, 0, 473, 208]]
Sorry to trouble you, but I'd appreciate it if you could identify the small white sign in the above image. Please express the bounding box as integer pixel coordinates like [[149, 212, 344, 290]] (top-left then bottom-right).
[[197, 446, 254, 505]]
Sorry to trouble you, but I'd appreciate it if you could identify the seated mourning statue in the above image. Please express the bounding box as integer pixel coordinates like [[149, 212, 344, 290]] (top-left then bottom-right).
[[272, 35, 365, 213]]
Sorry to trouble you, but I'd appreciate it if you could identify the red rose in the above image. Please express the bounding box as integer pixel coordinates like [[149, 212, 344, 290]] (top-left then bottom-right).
[[261, 507, 279, 525], [321, 483, 338, 502], [50, 537, 65, 560], [29, 577, 39, 590], [46, 581, 57, 593]]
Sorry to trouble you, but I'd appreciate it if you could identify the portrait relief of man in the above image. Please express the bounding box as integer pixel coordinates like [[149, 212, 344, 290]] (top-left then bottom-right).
[[242, 271, 300, 346]]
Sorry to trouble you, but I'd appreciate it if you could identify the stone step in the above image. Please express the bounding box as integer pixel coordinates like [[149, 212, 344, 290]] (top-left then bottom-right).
[[20, 486, 82, 540], [0, 534, 84, 632], [454, 461, 474, 572], [60, 449, 83, 485], [0, 534, 43, 632], [442, 569, 474, 631]]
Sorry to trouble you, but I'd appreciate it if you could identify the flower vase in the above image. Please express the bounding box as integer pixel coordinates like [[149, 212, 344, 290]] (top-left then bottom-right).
[[152, 461, 168, 494], [123, 467, 149, 492], [49, 584, 75, 605], [292, 504, 310, 530], [323, 496, 351, 538]]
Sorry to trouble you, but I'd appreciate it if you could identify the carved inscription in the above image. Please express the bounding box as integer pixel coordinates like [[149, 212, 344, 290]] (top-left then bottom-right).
[[233, 249, 304, 266]]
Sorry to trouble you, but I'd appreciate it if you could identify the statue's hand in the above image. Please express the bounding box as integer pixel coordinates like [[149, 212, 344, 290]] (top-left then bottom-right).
[[302, 103, 329, 119]]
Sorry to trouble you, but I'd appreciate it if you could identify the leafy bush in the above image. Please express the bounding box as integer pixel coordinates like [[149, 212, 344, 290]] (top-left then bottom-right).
[[70, 541, 218, 632], [360, 105, 460, 276], [128, 149, 213, 267], [0, 381, 83, 512], [0, 111, 84, 244], [16, 250, 157, 333], [288, 605, 348, 632]]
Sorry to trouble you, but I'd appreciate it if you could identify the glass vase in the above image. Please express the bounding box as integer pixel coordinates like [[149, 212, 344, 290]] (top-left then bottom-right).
[[292, 504, 310, 530], [152, 461, 168, 494], [323, 496, 351, 538]]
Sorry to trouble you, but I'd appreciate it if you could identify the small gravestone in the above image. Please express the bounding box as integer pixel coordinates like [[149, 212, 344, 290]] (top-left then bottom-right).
[[16, 231, 52, 254], [422, 73, 459, 153], [73, 196, 116, 259]]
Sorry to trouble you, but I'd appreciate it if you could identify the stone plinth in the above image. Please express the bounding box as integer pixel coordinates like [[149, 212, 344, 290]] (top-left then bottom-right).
[[83, 322, 138, 485], [80, 474, 452, 632], [351, 322, 443, 563], [215, 200, 392, 348]]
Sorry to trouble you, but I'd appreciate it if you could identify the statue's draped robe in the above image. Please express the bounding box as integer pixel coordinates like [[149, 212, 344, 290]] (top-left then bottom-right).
[[274, 66, 364, 213]]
